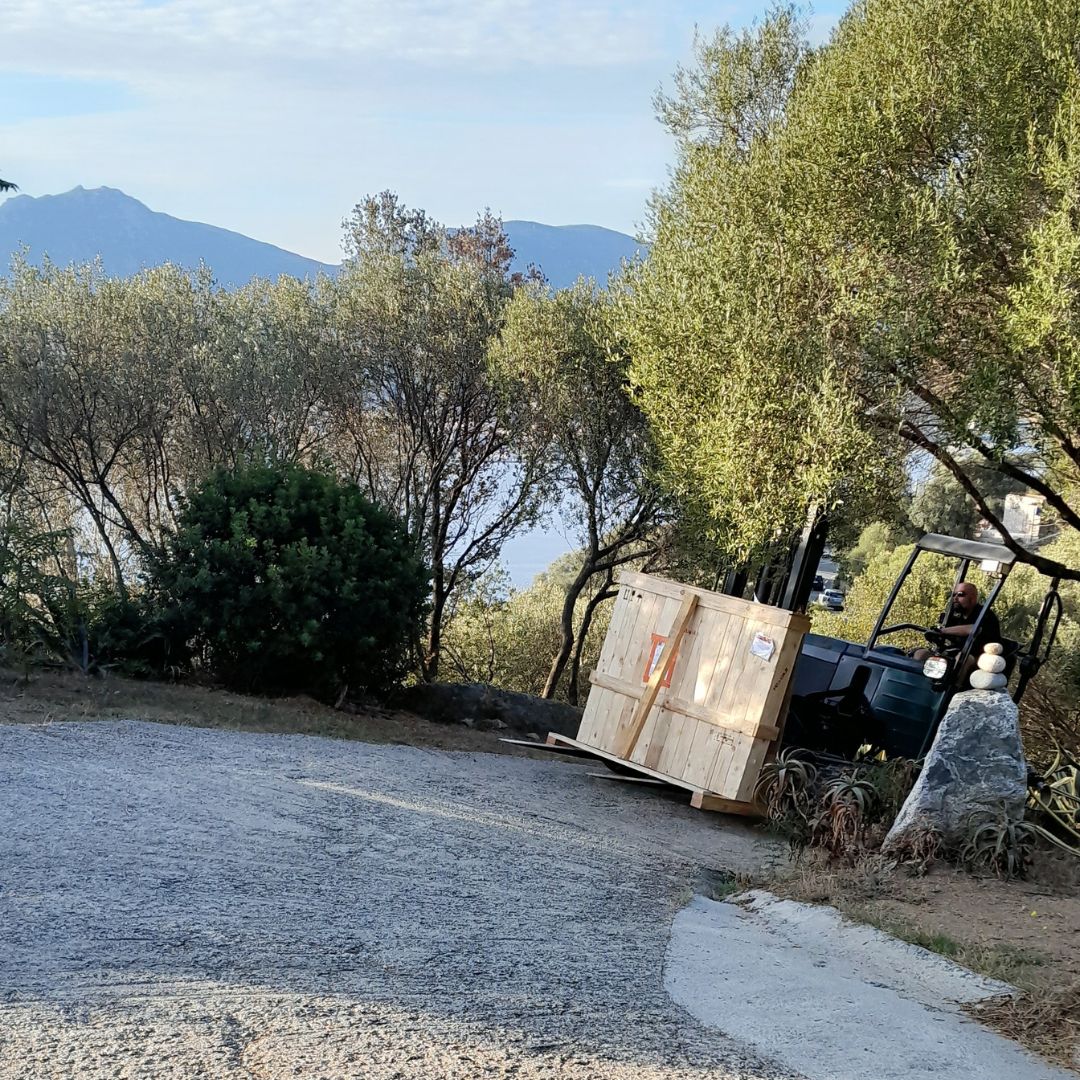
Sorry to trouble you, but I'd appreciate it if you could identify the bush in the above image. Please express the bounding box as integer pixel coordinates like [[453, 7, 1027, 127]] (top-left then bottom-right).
[[153, 463, 427, 698], [441, 569, 613, 702]]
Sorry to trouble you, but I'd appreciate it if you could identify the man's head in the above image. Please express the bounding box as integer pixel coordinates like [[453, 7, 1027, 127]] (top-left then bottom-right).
[[951, 582, 980, 616]]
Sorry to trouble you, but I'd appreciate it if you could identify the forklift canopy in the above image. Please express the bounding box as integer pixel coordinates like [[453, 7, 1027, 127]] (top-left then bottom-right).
[[916, 533, 1018, 567]]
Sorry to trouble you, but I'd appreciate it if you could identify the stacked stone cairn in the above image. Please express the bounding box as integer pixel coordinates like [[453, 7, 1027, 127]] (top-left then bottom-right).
[[969, 641, 1008, 691]]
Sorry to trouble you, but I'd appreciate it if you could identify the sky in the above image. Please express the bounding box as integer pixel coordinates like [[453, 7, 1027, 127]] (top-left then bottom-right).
[[0, 1, 845, 264]]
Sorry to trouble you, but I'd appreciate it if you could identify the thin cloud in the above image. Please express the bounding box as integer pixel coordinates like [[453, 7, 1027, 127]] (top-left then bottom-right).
[[0, 0, 666, 80]]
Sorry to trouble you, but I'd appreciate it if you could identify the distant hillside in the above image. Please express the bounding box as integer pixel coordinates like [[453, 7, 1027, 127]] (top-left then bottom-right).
[[0, 187, 333, 289], [0, 187, 642, 291], [501, 220, 642, 288]]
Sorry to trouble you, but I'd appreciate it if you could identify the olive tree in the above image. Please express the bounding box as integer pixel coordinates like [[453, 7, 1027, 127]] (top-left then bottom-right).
[[620, 1, 1080, 579], [328, 193, 550, 677], [493, 281, 665, 701]]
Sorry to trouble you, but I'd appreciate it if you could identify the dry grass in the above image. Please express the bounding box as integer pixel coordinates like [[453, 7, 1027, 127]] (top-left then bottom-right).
[[0, 665, 541, 757], [972, 987, 1080, 1071]]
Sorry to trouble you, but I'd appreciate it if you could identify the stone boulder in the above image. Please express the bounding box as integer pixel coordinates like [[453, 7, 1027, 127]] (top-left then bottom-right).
[[395, 682, 583, 738], [883, 689, 1028, 850]]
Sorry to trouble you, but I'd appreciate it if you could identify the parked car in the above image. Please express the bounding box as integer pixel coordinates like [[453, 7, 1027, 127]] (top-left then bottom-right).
[[812, 575, 825, 592], [820, 588, 845, 611]]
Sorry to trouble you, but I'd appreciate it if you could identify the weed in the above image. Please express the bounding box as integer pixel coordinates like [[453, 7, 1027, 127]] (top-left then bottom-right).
[[886, 823, 943, 876], [811, 772, 879, 859]]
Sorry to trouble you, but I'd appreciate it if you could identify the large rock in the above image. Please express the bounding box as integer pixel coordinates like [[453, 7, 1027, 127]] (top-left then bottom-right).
[[883, 690, 1028, 850], [395, 682, 583, 738]]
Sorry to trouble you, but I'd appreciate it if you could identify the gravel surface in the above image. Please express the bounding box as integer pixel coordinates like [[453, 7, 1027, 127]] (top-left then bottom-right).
[[0, 720, 792, 1079]]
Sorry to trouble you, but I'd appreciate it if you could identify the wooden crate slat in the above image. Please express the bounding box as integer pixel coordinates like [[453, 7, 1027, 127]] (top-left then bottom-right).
[[620, 592, 698, 760]]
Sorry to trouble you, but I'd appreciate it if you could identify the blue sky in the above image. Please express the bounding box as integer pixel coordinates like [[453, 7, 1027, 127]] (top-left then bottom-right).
[[0, 1, 845, 264]]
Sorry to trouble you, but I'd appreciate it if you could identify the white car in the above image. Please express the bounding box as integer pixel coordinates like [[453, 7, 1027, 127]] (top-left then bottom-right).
[[820, 589, 845, 611]]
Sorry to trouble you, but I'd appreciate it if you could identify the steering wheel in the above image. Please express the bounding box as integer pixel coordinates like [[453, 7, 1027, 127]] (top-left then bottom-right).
[[876, 622, 934, 639]]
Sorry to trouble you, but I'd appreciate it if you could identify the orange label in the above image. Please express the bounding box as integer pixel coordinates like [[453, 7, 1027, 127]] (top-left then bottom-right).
[[643, 633, 678, 687]]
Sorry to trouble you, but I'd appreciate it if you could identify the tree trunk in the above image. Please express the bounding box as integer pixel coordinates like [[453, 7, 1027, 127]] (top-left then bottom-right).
[[542, 555, 597, 699], [424, 566, 446, 681], [566, 572, 615, 706]]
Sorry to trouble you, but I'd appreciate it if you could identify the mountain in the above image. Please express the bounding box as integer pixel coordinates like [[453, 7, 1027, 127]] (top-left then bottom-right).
[[0, 187, 642, 290], [501, 220, 642, 287], [0, 187, 334, 288]]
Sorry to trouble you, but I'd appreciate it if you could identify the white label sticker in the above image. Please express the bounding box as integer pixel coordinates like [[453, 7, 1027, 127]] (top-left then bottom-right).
[[750, 632, 775, 661]]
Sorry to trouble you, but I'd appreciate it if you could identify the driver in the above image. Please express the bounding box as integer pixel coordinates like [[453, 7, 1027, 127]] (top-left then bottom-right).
[[914, 582, 1000, 664]]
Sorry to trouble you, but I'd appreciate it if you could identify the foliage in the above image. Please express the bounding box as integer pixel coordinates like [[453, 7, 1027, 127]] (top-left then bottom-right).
[[756, 748, 819, 850], [885, 823, 944, 876], [759, 751, 923, 862], [1028, 745, 1080, 857], [622, 0, 1080, 581], [908, 458, 1027, 540], [492, 281, 664, 699], [835, 521, 909, 588], [441, 568, 613, 702], [0, 194, 556, 684], [617, 6, 901, 565], [329, 193, 550, 678], [812, 772, 880, 858], [0, 516, 80, 669], [152, 464, 428, 699], [959, 815, 1037, 879]]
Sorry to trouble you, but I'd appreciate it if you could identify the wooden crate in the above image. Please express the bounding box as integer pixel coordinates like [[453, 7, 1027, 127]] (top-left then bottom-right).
[[568, 570, 810, 812]]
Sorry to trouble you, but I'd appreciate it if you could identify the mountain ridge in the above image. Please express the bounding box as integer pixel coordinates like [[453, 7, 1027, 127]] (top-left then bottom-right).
[[0, 186, 642, 290]]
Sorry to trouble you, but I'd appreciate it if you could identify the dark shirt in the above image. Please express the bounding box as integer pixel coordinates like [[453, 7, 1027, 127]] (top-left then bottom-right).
[[943, 602, 1001, 652]]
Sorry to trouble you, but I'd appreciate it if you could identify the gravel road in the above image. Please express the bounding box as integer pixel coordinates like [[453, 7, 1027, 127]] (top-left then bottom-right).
[[0, 720, 792, 1079]]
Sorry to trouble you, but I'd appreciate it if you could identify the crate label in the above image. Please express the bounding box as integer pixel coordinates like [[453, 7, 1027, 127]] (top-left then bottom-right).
[[750, 632, 775, 661], [643, 633, 678, 687]]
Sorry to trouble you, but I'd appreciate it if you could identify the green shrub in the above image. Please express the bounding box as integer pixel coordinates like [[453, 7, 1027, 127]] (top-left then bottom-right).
[[153, 463, 428, 698], [442, 568, 613, 701]]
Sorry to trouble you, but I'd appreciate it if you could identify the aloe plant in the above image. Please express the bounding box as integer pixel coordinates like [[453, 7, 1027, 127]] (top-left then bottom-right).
[[1027, 746, 1080, 858], [960, 815, 1036, 879], [756, 748, 817, 817], [811, 772, 880, 857]]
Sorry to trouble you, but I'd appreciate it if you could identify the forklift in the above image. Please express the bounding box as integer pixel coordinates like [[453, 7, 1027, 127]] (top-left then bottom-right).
[[724, 520, 1066, 762]]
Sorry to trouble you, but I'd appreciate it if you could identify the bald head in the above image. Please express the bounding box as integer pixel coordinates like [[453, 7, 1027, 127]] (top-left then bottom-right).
[[951, 582, 980, 615]]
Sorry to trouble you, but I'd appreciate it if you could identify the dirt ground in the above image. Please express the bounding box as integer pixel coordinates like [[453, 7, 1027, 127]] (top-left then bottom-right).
[[3, 668, 1080, 1073], [0, 665, 526, 756]]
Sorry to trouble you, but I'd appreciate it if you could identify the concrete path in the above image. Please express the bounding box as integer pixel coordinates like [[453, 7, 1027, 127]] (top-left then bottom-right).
[[666, 891, 1073, 1080]]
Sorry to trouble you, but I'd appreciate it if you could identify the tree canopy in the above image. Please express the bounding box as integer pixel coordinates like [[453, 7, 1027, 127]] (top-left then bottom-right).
[[619, 0, 1080, 578]]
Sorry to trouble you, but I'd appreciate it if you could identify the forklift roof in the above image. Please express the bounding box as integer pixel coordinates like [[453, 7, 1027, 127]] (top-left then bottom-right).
[[916, 533, 1018, 567]]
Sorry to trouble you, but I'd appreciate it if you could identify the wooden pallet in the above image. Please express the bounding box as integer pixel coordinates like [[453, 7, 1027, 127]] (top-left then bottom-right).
[[542, 732, 760, 816]]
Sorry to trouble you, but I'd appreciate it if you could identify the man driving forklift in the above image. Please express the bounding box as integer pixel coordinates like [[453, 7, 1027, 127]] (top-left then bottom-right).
[[913, 581, 1001, 677]]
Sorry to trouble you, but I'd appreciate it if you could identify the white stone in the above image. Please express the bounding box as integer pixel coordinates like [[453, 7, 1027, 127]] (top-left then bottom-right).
[[983, 642, 1005, 655], [969, 669, 1008, 690], [977, 653, 1007, 674]]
